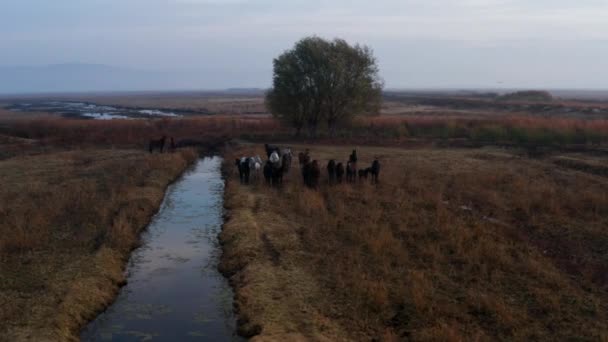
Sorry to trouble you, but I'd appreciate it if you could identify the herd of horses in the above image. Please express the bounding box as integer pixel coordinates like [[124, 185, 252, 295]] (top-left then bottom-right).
[[147, 136, 381, 188], [236, 144, 381, 189]]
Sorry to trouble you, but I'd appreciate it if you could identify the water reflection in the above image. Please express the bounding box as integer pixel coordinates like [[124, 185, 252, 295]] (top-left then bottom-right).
[[81, 157, 241, 341]]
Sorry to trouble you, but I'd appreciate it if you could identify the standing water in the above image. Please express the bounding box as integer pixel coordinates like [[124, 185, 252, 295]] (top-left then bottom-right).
[[81, 157, 241, 341]]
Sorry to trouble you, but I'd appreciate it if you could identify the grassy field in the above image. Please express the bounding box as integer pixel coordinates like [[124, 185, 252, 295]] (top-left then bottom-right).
[[0, 148, 197, 341], [1, 98, 608, 341], [221, 143, 608, 341]]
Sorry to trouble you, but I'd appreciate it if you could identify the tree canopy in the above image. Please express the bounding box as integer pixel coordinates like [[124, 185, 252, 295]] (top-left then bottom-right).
[[266, 37, 383, 136]]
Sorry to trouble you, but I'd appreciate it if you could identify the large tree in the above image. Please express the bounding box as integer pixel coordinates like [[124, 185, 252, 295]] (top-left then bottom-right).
[[266, 37, 383, 137]]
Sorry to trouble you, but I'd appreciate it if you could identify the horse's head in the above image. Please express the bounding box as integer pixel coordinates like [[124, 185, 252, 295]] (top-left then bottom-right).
[[269, 151, 280, 164]]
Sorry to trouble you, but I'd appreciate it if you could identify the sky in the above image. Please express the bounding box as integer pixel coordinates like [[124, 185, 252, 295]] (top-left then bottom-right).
[[1, 0, 608, 91]]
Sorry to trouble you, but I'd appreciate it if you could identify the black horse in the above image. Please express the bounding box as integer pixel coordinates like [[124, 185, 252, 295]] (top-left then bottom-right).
[[265, 143, 280, 158], [235, 158, 251, 184], [271, 162, 284, 186], [336, 162, 345, 183], [302, 160, 320, 189], [263, 161, 273, 185], [358, 168, 370, 181], [267, 153, 288, 187], [370, 159, 381, 184], [149, 136, 166, 153], [298, 149, 311, 166], [327, 159, 336, 184], [349, 149, 358, 165]]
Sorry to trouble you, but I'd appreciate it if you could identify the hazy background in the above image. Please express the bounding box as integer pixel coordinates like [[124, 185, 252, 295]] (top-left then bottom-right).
[[2, 0, 608, 93]]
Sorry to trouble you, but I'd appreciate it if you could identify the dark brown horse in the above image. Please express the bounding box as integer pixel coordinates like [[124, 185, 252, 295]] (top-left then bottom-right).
[[302, 160, 320, 189], [349, 149, 358, 166], [358, 168, 370, 181], [298, 149, 310, 166], [336, 162, 345, 183], [149, 136, 166, 153], [346, 161, 357, 183], [370, 159, 381, 184], [327, 159, 336, 184]]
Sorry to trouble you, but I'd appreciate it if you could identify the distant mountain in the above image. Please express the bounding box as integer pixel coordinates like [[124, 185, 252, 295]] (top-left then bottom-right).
[[0, 63, 179, 94]]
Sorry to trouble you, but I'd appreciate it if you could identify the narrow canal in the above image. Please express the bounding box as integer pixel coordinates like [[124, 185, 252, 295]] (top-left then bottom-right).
[[81, 157, 241, 341]]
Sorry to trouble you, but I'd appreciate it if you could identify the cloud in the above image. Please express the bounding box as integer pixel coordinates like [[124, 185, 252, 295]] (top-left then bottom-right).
[[1, 0, 608, 89]]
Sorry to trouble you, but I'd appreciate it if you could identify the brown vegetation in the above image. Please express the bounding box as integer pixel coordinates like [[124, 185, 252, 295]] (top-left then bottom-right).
[[220, 144, 608, 341], [1, 96, 607, 341], [0, 148, 197, 341], [1, 115, 280, 148], [3, 112, 608, 154]]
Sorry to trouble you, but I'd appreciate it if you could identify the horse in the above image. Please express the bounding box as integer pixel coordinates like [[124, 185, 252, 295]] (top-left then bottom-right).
[[346, 161, 357, 183], [358, 168, 370, 181], [309, 160, 321, 188], [302, 160, 320, 189], [349, 149, 358, 166], [265, 143, 280, 158], [370, 159, 381, 184], [268, 151, 287, 186], [269, 151, 280, 164], [298, 149, 310, 166], [169, 137, 176, 152], [336, 162, 345, 183], [263, 161, 273, 185], [235, 157, 251, 184], [327, 159, 336, 185], [281, 148, 293, 174], [149, 136, 166, 153], [249, 155, 263, 182]]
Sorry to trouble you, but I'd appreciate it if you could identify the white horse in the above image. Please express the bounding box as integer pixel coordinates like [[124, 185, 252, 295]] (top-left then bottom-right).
[[269, 151, 280, 164], [249, 155, 263, 182]]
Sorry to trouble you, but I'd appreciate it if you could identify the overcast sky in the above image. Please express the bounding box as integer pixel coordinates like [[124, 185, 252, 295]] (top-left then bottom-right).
[[2, 0, 608, 89]]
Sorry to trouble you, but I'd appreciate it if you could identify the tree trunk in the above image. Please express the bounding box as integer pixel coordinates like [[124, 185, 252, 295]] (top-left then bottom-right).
[[328, 121, 337, 137], [307, 123, 318, 138]]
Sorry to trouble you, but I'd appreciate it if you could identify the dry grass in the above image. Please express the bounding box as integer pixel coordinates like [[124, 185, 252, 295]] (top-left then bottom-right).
[[0, 148, 197, 341], [3, 100, 608, 151], [2, 115, 281, 148], [221, 144, 608, 341]]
